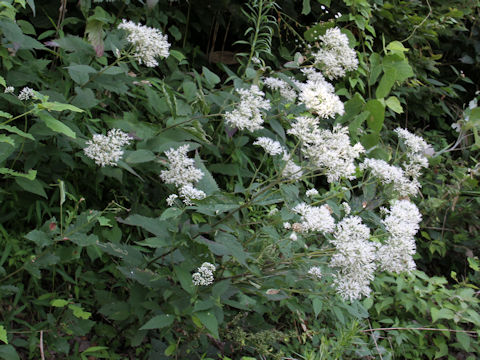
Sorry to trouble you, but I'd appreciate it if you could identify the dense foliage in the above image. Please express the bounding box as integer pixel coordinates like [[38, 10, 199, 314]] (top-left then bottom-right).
[[0, 0, 479, 359]]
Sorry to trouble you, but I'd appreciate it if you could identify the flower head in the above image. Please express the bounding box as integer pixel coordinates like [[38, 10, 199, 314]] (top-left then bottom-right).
[[84, 129, 133, 167], [118, 19, 170, 67], [192, 262, 216, 286], [253, 137, 284, 156], [18, 87, 35, 101]]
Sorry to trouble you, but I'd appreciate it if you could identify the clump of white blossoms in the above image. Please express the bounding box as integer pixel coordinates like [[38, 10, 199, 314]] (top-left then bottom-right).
[[395, 128, 432, 178], [84, 129, 133, 167], [18, 87, 35, 101], [360, 158, 420, 197], [224, 85, 271, 132], [253, 137, 284, 156], [263, 77, 297, 103], [288, 120, 364, 182], [308, 266, 322, 279], [192, 262, 216, 286], [313, 27, 358, 79], [329, 216, 376, 301], [281, 152, 303, 180], [292, 203, 335, 234], [4, 86, 14, 94], [160, 145, 206, 205], [297, 69, 344, 118], [376, 200, 422, 273], [118, 19, 170, 67], [306, 188, 318, 197]]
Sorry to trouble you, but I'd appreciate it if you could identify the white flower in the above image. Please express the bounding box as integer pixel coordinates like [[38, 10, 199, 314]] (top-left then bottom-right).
[[166, 194, 178, 206], [376, 200, 421, 273], [4, 86, 14, 94], [297, 70, 344, 118], [263, 77, 297, 102], [329, 216, 376, 301], [84, 129, 133, 167], [292, 202, 335, 234], [224, 85, 271, 132], [306, 188, 318, 197], [360, 158, 420, 197], [253, 137, 284, 156], [394, 128, 432, 159], [268, 207, 279, 216], [342, 202, 351, 215], [313, 27, 358, 79], [179, 184, 206, 205], [288, 122, 364, 183], [281, 152, 303, 180], [160, 145, 204, 188], [283, 222, 291, 230], [289, 232, 298, 241], [18, 87, 35, 101], [118, 19, 170, 67], [192, 262, 216, 286], [308, 266, 322, 279]]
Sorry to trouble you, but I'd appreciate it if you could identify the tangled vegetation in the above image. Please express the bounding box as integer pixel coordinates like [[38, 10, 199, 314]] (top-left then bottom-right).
[[0, 0, 479, 359]]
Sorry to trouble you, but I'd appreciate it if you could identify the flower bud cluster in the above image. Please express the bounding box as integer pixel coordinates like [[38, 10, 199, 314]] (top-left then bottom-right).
[[84, 129, 133, 167], [192, 262, 216, 286]]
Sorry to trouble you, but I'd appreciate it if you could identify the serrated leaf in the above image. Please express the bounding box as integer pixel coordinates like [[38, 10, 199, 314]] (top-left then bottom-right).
[[15, 177, 47, 198], [160, 207, 182, 220], [456, 332, 471, 351], [25, 230, 52, 247], [0, 168, 36, 180], [140, 314, 174, 330], [202, 66, 220, 88], [66, 64, 97, 85], [365, 99, 385, 132], [37, 112, 76, 138], [0, 326, 7, 344], [431, 307, 454, 322], [38, 102, 83, 113], [195, 153, 219, 195], [51, 299, 69, 307], [0, 124, 34, 140], [68, 304, 91, 319], [195, 311, 219, 339], [0, 345, 19, 360]]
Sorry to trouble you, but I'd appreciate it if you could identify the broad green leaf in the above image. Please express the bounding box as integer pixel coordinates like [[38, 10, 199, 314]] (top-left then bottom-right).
[[15, 177, 47, 198], [81, 346, 109, 354], [456, 332, 471, 351], [386, 41, 409, 53], [68, 304, 92, 319], [215, 232, 248, 266], [0, 76, 5, 88], [0, 345, 19, 360], [0, 168, 36, 180], [124, 150, 156, 164], [385, 96, 403, 114], [66, 64, 97, 85], [301, 0, 311, 15], [170, 49, 186, 62], [0, 124, 34, 140], [195, 311, 219, 339], [0, 111, 11, 118], [365, 99, 385, 132], [69, 233, 98, 247], [140, 314, 174, 330], [376, 67, 396, 99], [25, 230, 52, 247], [38, 102, 83, 112], [119, 215, 170, 237], [312, 298, 322, 318], [160, 207, 182, 220], [195, 153, 219, 195], [0, 326, 7, 344], [431, 307, 454, 322], [51, 299, 69, 307], [37, 112, 76, 138], [202, 66, 220, 88], [0, 135, 13, 146], [174, 264, 195, 295]]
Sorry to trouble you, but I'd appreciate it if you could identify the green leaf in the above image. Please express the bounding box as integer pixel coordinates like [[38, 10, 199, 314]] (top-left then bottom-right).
[[174, 264, 195, 295], [202, 66, 220, 88], [37, 112, 76, 138], [119, 215, 170, 237], [301, 0, 311, 15], [51, 299, 69, 307], [195, 311, 219, 339], [386, 41, 409, 53], [304, 21, 335, 42], [170, 50, 186, 62], [25, 230, 52, 247], [0, 124, 34, 140], [160, 207, 182, 220], [376, 67, 396, 99], [66, 64, 97, 85], [0, 111, 11, 119], [0, 135, 14, 146], [124, 150, 156, 164], [15, 177, 47, 198], [0, 345, 19, 360], [456, 332, 471, 351], [431, 307, 454, 322], [0, 168, 36, 180], [38, 102, 84, 113], [312, 298, 322, 318], [215, 232, 248, 266], [365, 99, 385, 133], [68, 304, 92, 319], [0, 326, 7, 345], [195, 153, 219, 195], [385, 96, 403, 114], [140, 314, 174, 330], [69, 233, 98, 247]]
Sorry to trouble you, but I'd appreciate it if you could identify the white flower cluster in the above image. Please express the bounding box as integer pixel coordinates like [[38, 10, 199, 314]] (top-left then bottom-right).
[[308, 266, 322, 279], [395, 128, 431, 178], [360, 158, 420, 197], [4, 86, 14, 94], [292, 202, 335, 234], [84, 129, 133, 167], [253, 137, 284, 156], [263, 77, 297, 102], [281, 152, 303, 180], [18, 87, 35, 101], [376, 200, 422, 273], [313, 27, 358, 79], [159, 145, 206, 205], [329, 216, 376, 301], [297, 69, 344, 118], [288, 120, 364, 182], [306, 188, 318, 197], [118, 19, 170, 67], [192, 262, 216, 286], [224, 85, 271, 132]]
